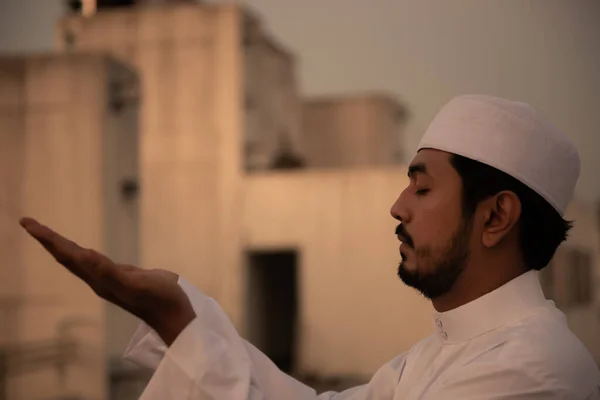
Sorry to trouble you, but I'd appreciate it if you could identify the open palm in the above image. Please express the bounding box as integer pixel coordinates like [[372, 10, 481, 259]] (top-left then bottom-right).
[[19, 217, 195, 345]]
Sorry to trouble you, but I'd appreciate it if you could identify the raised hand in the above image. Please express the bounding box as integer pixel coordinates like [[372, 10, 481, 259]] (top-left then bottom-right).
[[19, 217, 196, 346]]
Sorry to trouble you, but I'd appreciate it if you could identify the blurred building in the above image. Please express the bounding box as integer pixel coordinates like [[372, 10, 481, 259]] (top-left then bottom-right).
[[58, 0, 283, 362], [0, 1, 598, 400], [302, 94, 408, 168], [540, 202, 600, 363], [54, 0, 419, 394], [0, 53, 139, 400]]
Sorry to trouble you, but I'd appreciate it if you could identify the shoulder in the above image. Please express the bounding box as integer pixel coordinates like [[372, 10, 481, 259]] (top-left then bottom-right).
[[455, 306, 600, 398], [499, 307, 599, 382]]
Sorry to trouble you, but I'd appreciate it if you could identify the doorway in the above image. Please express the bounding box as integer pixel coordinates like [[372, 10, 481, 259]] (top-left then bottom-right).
[[246, 250, 299, 373]]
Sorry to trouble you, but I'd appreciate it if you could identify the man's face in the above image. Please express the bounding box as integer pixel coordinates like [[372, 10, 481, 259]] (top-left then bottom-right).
[[390, 149, 473, 299]]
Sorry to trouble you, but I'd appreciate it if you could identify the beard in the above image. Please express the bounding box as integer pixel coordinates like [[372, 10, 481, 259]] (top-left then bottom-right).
[[397, 217, 472, 299]]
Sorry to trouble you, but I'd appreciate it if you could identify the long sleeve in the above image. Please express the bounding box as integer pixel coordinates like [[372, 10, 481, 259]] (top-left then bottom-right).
[[123, 277, 400, 400]]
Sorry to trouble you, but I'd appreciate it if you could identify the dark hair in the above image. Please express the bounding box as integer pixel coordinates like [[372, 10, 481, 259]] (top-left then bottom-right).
[[450, 154, 572, 271]]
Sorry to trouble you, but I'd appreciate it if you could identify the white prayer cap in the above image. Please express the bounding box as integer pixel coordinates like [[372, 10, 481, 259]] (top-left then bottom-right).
[[417, 95, 580, 216]]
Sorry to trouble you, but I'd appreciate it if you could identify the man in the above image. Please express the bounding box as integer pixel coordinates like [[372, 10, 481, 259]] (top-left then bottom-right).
[[20, 95, 600, 399]]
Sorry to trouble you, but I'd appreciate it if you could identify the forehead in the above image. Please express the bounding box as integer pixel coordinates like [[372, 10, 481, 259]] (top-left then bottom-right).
[[409, 148, 455, 178]]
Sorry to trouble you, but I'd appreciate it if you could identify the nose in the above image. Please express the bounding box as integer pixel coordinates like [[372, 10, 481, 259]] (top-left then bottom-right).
[[390, 189, 411, 223]]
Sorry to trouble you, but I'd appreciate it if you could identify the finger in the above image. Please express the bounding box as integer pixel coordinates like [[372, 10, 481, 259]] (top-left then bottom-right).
[[19, 217, 120, 286], [20, 217, 87, 270], [18, 219, 144, 315]]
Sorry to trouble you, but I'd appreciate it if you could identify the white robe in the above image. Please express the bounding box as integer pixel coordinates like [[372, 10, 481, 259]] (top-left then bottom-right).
[[124, 271, 600, 399]]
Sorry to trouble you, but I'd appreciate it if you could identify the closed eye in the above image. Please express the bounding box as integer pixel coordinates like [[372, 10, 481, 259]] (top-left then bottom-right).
[[415, 188, 430, 196]]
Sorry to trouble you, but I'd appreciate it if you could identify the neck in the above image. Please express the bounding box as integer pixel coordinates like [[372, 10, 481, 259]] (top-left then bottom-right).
[[431, 257, 527, 313]]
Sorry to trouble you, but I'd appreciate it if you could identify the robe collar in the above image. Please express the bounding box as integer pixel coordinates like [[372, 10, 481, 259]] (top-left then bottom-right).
[[433, 270, 548, 343]]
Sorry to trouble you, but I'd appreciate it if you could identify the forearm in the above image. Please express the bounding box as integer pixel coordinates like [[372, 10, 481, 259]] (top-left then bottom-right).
[[137, 317, 335, 400], [124, 278, 358, 399]]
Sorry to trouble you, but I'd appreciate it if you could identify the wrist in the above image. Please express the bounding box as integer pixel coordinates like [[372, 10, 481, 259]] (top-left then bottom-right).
[[154, 303, 196, 346]]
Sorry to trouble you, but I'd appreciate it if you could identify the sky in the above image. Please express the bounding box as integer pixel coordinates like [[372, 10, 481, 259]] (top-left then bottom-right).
[[0, 0, 599, 203]]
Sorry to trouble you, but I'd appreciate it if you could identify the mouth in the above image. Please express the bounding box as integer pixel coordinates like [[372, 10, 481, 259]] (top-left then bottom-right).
[[395, 227, 412, 247], [396, 233, 412, 247], [399, 243, 409, 258], [399, 239, 413, 253], [396, 233, 408, 243], [400, 251, 407, 262]]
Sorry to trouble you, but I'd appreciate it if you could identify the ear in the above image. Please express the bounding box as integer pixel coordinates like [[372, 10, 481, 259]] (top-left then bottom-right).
[[481, 191, 521, 248]]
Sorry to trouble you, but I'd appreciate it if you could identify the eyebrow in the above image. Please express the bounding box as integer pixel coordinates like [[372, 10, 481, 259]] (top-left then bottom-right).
[[407, 163, 428, 178]]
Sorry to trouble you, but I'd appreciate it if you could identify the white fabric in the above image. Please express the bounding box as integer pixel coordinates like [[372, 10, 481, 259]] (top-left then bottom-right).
[[417, 95, 580, 216], [124, 272, 600, 399]]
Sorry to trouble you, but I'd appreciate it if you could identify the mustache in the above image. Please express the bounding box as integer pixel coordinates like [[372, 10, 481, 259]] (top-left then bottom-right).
[[395, 224, 413, 247]]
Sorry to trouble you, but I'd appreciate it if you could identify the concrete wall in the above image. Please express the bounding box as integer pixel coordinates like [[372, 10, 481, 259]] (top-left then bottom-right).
[[103, 60, 142, 360], [243, 11, 303, 170], [302, 94, 407, 168], [243, 168, 433, 378], [552, 202, 600, 364], [56, 3, 248, 333], [0, 53, 137, 400]]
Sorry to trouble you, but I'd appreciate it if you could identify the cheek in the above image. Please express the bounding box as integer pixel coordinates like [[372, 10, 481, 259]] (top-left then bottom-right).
[[413, 195, 463, 247]]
